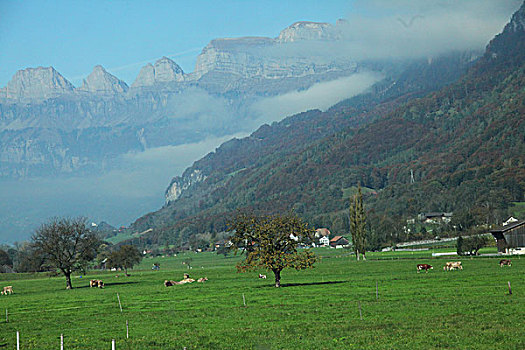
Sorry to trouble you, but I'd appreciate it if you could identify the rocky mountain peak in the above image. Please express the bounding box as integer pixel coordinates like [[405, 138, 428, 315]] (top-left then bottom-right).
[[78, 65, 129, 94], [5, 66, 74, 101], [276, 21, 337, 43], [132, 57, 185, 88]]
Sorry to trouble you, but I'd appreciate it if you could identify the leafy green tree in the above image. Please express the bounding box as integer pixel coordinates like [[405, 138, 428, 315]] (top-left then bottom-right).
[[107, 245, 143, 274], [32, 217, 100, 289], [461, 235, 488, 256], [456, 236, 464, 256], [229, 212, 316, 287], [349, 186, 367, 260]]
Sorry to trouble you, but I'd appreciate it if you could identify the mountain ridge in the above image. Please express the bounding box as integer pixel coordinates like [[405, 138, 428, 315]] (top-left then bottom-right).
[[124, 2, 525, 248]]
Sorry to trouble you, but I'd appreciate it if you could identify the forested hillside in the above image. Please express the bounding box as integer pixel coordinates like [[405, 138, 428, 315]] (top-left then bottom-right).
[[126, 3, 525, 249]]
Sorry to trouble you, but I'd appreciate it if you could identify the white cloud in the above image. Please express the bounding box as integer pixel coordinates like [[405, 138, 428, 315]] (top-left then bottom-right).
[[248, 72, 382, 125]]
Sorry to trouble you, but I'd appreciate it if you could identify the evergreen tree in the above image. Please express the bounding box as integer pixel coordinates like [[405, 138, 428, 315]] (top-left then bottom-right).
[[349, 186, 367, 260], [456, 236, 464, 256]]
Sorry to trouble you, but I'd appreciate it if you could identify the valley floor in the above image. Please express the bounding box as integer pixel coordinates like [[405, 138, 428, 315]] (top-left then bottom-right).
[[0, 248, 523, 349]]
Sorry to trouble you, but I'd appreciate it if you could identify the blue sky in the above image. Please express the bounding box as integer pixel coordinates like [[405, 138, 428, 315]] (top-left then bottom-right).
[[0, 0, 355, 86], [1, 1, 520, 87]]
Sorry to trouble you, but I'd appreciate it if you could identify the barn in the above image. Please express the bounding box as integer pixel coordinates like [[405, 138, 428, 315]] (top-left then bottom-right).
[[330, 236, 349, 249], [490, 220, 525, 253]]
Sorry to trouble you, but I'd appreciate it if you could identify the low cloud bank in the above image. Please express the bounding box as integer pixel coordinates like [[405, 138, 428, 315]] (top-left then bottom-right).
[[248, 72, 382, 126], [0, 133, 246, 243]]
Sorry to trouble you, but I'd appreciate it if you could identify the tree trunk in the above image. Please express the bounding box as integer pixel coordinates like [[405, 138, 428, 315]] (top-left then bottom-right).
[[64, 271, 73, 289], [273, 269, 281, 288]]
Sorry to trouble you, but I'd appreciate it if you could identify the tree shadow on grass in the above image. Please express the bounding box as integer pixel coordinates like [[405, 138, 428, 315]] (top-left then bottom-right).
[[257, 280, 348, 288]]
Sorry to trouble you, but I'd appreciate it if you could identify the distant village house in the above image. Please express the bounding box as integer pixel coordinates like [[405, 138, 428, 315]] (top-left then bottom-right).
[[418, 212, 453, 224], [330, 236, 349, 249], [315, 228, 331, 247]]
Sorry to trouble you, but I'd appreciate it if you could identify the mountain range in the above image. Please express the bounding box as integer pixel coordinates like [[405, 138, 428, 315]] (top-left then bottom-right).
[[122, 2, 525, 249], [1, 6, 522, 243]]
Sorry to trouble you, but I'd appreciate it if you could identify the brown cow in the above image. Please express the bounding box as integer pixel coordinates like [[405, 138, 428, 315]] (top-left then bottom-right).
[[417, 264, 433, 273], [90, 279, 104, 288], [1, 286, 13, 295], [499, 259, 512, 267], [444, 261, 463, 271]]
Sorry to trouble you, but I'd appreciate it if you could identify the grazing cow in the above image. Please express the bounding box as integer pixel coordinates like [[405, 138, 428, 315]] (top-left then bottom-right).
[[417, 264, 433, 273], [444, 261, 463, 271], [1, 286, 13, 295], [197, 277, 208, 283], [90, 279, 104, 288], [259, 274, 267, 279], [499, 259, 512, 267]]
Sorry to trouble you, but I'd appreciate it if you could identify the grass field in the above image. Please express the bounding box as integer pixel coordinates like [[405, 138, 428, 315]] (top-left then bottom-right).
[[0, 249, 524, 349]]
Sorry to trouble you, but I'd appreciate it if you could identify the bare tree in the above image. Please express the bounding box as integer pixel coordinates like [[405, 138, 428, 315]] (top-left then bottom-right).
[[32, 217, 100, 289]]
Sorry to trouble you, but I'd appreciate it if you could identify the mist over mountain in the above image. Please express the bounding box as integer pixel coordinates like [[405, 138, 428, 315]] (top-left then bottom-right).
[[124, 2, 525, 249], [0, 1, 520, 243]]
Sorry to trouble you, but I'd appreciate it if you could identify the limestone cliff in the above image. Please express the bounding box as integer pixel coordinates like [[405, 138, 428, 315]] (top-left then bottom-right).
[[78, 65, 129, 94], [165, 169, 206, 203], [276, 21, 339, 43], [5, 66, 75, 101], [132, 57, 185, 87]]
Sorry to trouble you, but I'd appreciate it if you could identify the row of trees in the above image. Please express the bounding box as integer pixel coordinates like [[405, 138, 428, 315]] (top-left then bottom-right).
[[2, 196, 494, 290], [2, 217, 142, 289]]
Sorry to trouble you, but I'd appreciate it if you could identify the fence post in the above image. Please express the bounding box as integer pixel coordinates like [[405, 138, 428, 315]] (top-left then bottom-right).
[[16, 331, 19, 350], [126, 320, 129, 339], [60, 334, 64, 350], [112, 339, 116, 350], [242, 293, 246, 307], [117, 293, 123, 313], [508, 281, 512, 295]]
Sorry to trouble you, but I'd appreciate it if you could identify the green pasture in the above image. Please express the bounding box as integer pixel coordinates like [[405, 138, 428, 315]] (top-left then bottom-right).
[[0, 249, 524, 349]]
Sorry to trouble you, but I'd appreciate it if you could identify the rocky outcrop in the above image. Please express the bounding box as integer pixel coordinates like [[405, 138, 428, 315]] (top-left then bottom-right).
[[78, 65, 129, 94], [132, 57, 185, 87], [5, 66, 74, 101], [165, 169, 206, 203], [193, 37, 274, 79], [276, 21, 339, 43], [193, 31, 352, 81]]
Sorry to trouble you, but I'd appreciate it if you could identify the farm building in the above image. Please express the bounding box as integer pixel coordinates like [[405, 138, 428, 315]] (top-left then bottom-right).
[[418, 212, 453, 224], [319, 236, 330, 247], [490, 220, 525, 253], [330, 236, 349, 248], [315, 228, 331, 247]]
